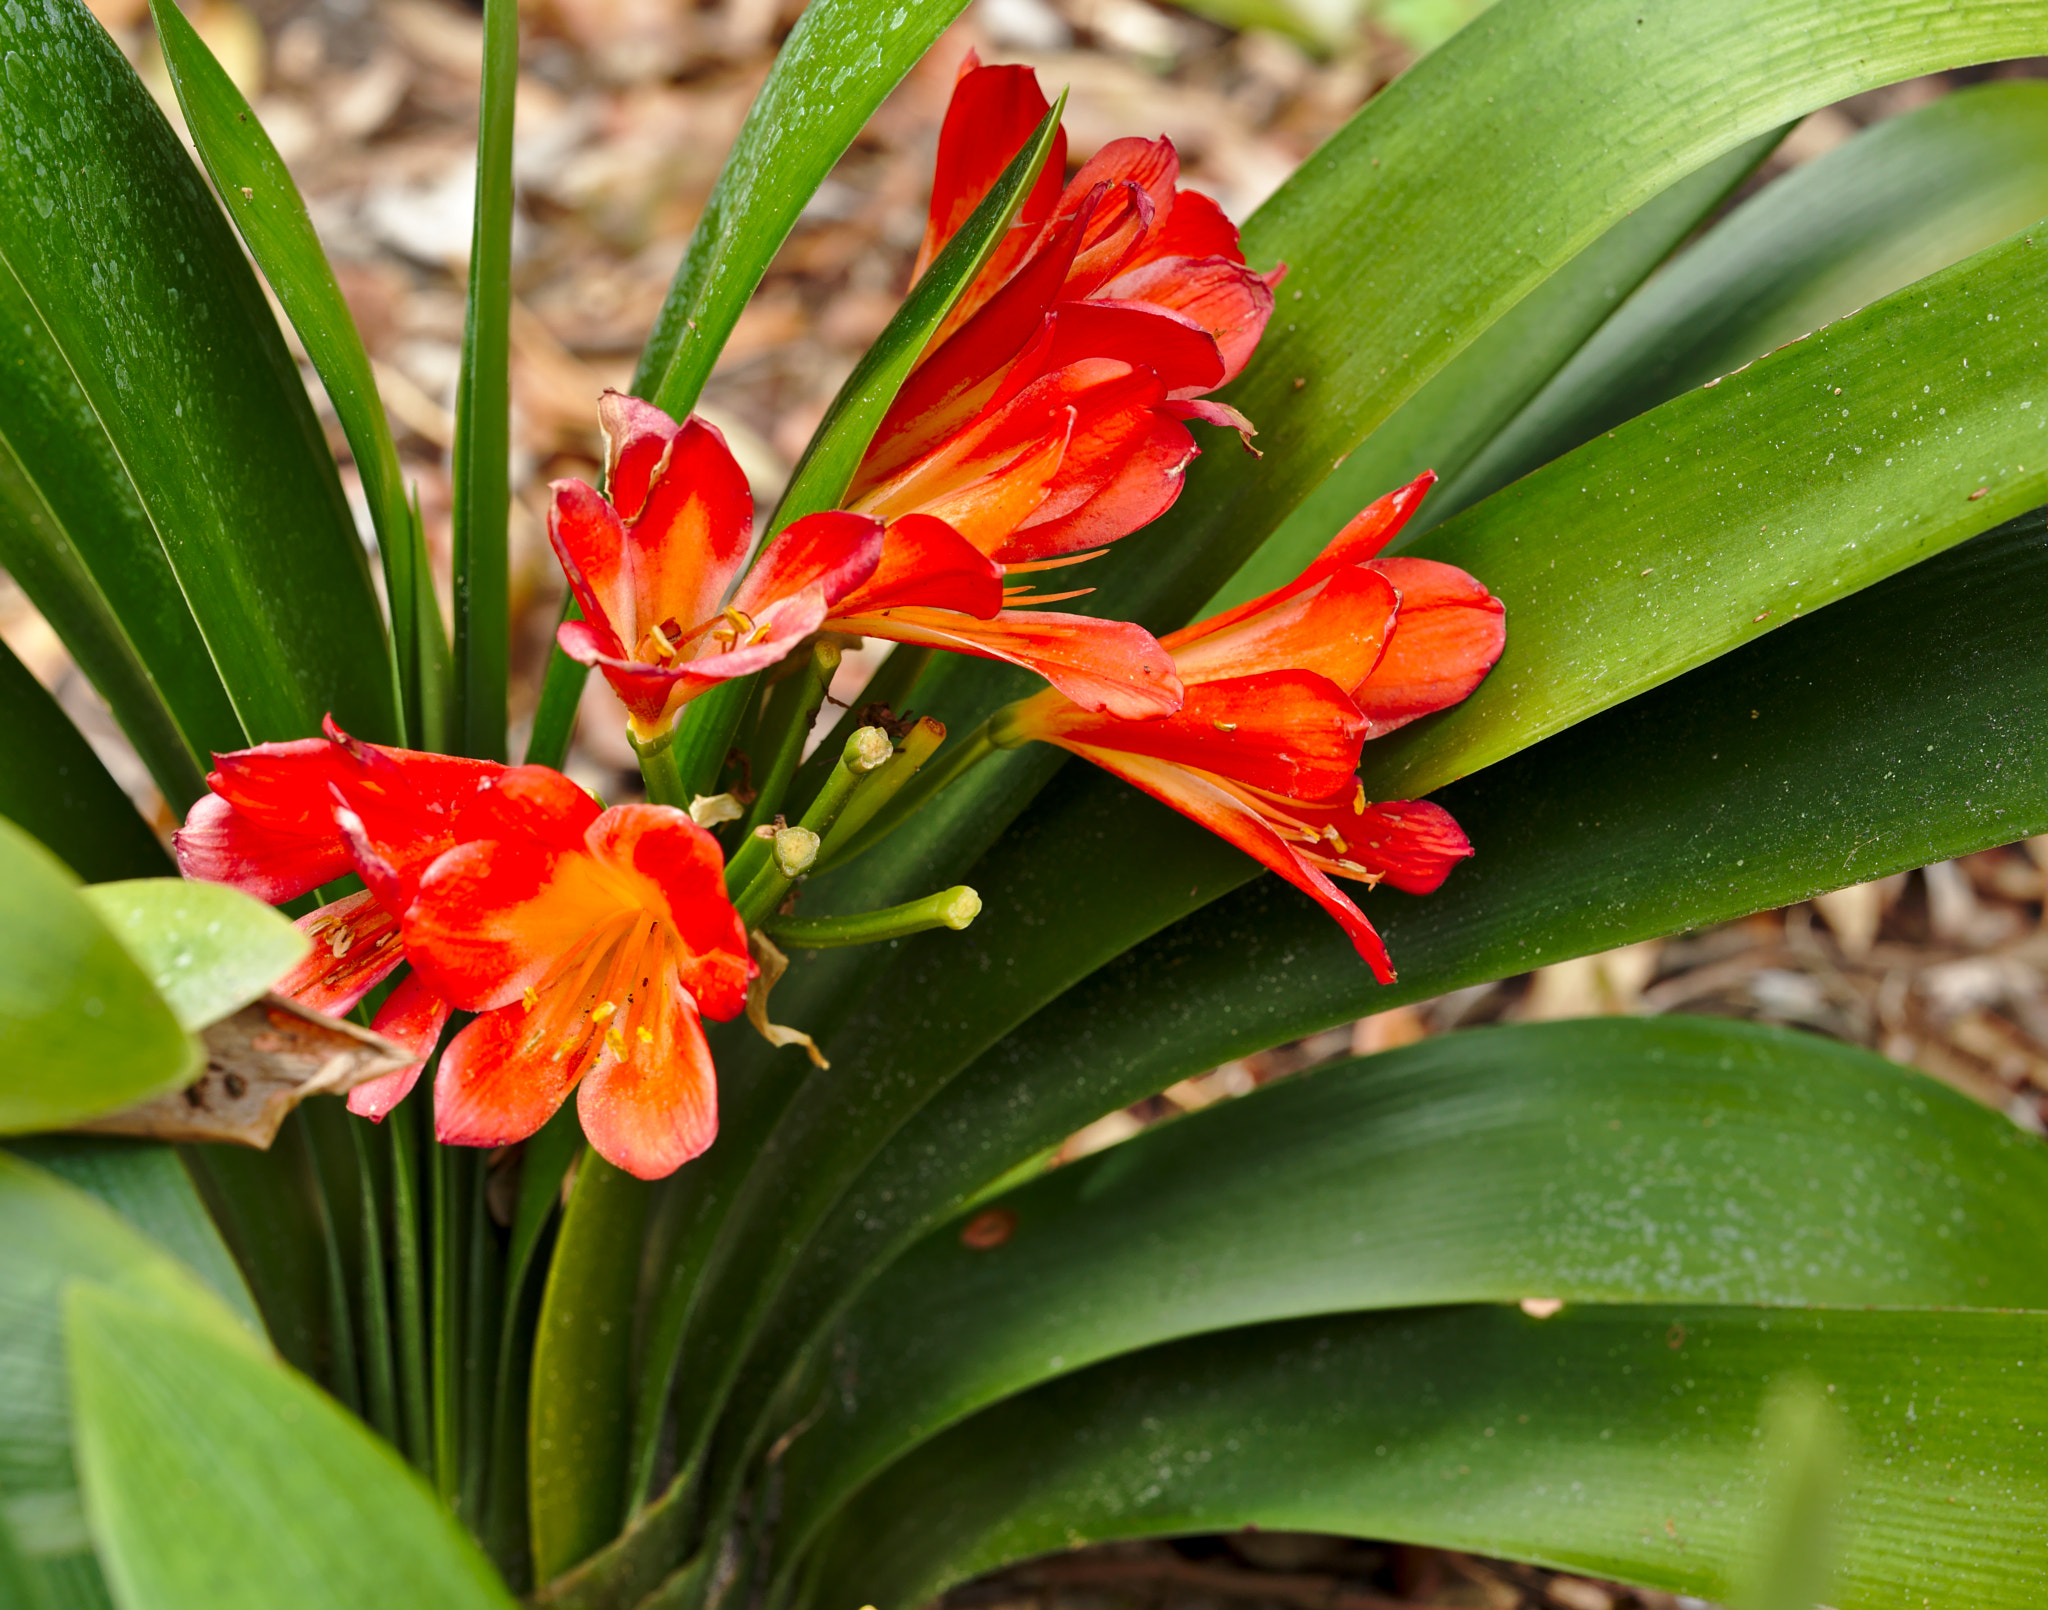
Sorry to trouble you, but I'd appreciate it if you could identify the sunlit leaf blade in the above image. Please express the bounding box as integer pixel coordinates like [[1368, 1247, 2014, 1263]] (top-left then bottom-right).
[[776, 1017, 2048, 1561], [756, 509, 2048, 1430], [450, 0, 519, 762], [771, 98, 1065, 530], [1448, 79, 2048, 528], [66, 1282, 518, 1610], [78, 879, 306, 1033], [0, 1151, 253, 1604], [1210, 125, 1786, 611], [0, 0, 395, 745], [0, 256, 237, 804], [149, 0, 444, 748], [808, 1303, 2048, 1610], [630, 0, 976, 418], [0, 639, 172, 883], [1078, 0, 2048, 639], [0, 819, 194, 1134], [3, 1138, 258, 1327]]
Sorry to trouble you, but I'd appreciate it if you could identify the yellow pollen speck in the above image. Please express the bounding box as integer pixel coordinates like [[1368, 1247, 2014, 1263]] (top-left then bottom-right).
[[592, 1000, 618, 1023], [1352, 780, 1367, 814], [523, 986, 539, 1011], [637, 1026, 655, 1044], [1213, 719, 1238, 732], [605, 1026, 627, 1060]]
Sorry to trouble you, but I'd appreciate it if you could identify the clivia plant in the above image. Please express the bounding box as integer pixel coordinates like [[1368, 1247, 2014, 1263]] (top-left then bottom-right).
[[3, 1, 2048, 1607]]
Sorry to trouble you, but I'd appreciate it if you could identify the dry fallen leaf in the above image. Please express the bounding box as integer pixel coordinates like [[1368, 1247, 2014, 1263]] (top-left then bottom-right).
[[79, 994, 412, 1149]]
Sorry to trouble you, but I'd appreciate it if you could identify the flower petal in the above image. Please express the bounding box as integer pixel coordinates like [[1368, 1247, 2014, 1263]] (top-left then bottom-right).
[[404, 836, 622, 1012], [575, 982, 718, 1179], [837, 606, 1183, 719], [627, 412, 756, 645], [1277, 795, 1474, 895], [833, 514, 1004, 618], [585, 804, 754, 1019], [728, 510, 886, 620], [1101, 255, 1276, 388], [916, 56, 1067, 292], [173, 789, 353, 904], [347, 970, 451, 1121], [547, 478, 635, 653], [435, 1003, 580, 1149], [1165, 566, 1399, 694], [1063, 744, 1394, 981], [273, 891, 408, 1016], [1353, 557, 1507, 733], [1002, 400, 1193, 562], [1122, 187, 1242, 270], [1041, 298, 1224, 394]]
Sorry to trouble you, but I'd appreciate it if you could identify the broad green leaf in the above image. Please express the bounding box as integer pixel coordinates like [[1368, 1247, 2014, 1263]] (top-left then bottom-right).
[[0, 0, 396, 745], [1078, 0, 2048, 641], [149, 0, 448, 751], [770, 100, 1065, 531], [1210, 126, 1785, 611], [0, 819, 194, 1134], [630, 0, 976, 419], [0, 257, 226, 805], [5, 1137, 259, 1328], [0, 638, 173, 884], [753, 510, 2048, 1441], [0, 1151, 254, 1603], [776, 1018, 2048, 1561], [806, 1303, 2048, 1610], [65, 1283, 518, 1610], [80, 879, 306, 1033], [528, 1155, 652, 1583], [1449, 79, 2048, 528], [450, 0, 519, 762]]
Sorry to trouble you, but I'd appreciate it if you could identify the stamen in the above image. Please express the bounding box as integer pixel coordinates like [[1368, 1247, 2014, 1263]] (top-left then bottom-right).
[[605, 1026, 627, 1061], [328, 926, 355, 959], [523, 986, 539, 1011], [1321, 826, 1350, 854], [637, 1026, 655, 1044], [1212, 719, 1239, 733], [592, 1000, 618, 1023], [1352, 779, 1367, 815]]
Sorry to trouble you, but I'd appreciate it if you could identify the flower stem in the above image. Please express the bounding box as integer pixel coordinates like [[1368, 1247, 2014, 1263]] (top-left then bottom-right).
[[763, 885, 980, 948], [631, 723, 693, 809], [731, 725, 892, 922], [788, 643, 932, 803], [740, 639, 842, 837], [813, 713, 988, 872]]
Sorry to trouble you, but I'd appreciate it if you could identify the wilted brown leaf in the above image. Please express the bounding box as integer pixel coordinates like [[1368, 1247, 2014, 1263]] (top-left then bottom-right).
[[79, 994, 412, 1148]]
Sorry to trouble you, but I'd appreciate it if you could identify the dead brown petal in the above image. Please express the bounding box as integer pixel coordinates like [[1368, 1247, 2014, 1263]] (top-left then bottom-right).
[[77, 994, 412, 1149]]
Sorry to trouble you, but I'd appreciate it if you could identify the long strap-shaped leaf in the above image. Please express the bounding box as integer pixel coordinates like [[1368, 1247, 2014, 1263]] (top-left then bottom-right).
[[0, 258, 229, 806], [1444, 77, 2048, 529], [0, 638, 172, 883], [150, 0, 449, 750], [746, 507, 2048, 1474], [0, 0, 396, 745], [665, 212, 2048, 1496], [808, 1302, 2048, 1609], [775, 1017, 2048, 1565]]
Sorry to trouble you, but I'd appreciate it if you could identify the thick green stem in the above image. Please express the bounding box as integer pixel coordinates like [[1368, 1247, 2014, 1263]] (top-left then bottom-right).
[[632, 725, 693, 809], [388, 1101, 433, 1475], [732, 726, 891, 922], [763, 885, 981, 948], [813, 715, 990, 872], [742, 641, 842, 838]]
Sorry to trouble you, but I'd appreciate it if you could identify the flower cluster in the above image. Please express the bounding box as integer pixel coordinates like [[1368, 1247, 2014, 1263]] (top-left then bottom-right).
[[175, 59, 1503, 1177], [176, 723, 755, 1179]]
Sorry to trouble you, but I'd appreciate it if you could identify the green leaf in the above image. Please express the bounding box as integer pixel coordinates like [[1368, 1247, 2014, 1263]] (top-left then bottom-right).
[[770, 99, 1065, 531], [806, 1303, 2048, 1609], [0, 1150, 255, 1603], [0, 637, 173, 884], [528, 1154, 653, 1583], [0, 0, 395, 746], [450, 0, 519, 762], [776, 1017, 2048, 1561], [1449, 79, 2048, 528], [755, 509, 2048, 1442], [0, 819, 194, 1134], [149, 0, 447, 749], [65, 1282, 518, 1610], [79, 879, 307, 1033], [1209, 125, 1786, 611], [0, 257, 228, 805], [630, 0, 976, 418], [1077, 0, 2048, 641], [4, 1137, 259, 1328]]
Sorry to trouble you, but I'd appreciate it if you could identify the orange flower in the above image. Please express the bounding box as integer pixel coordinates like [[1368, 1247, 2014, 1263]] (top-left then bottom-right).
[[994, 474, 1505, 980]]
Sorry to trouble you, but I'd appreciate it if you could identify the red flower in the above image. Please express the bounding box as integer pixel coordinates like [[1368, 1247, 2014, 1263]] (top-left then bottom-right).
[[844, 54, 1279, 568], [995, 474, 1505, 981], [400, 767, 755, 1179], [549, 394, 886, 737]]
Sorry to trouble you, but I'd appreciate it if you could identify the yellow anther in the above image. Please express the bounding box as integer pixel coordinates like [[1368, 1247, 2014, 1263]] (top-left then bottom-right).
[[1322, 826, 1350, 855], [1213, 719, 1239, 733], [1352, 779, 1367, 814], [328, 927, 354, 959], [523, 985, 539, 1011], [637, 1025, 655, 1044], [592, 1000, 618, 1023], [605, 1026, 627, 1061], [644, 621, 678, 661]]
